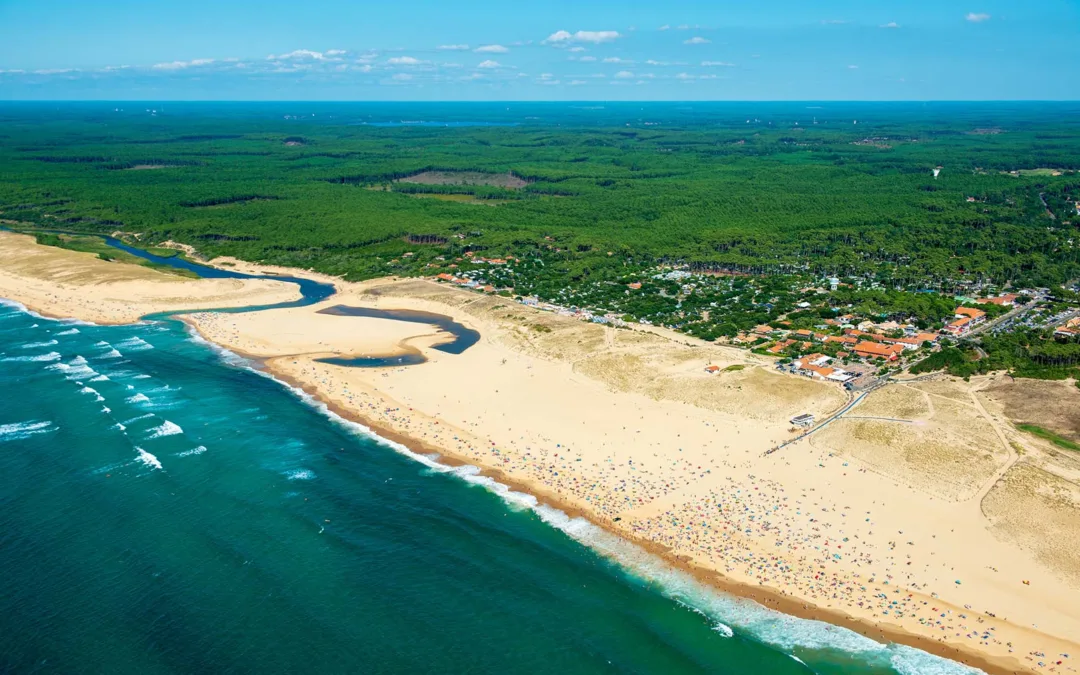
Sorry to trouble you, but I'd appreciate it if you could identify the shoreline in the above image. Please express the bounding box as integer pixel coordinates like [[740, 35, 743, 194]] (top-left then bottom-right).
[[258, 361, 1025, 675], [172, 313, 1031, 675], [1, 242, 1072, 675]]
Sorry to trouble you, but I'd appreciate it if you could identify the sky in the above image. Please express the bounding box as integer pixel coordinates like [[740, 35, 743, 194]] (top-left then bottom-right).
[[0, 0, 1076, 101]]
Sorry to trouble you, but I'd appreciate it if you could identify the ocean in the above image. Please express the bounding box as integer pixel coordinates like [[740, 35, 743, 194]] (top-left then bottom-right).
[[0, 298, 982, 674]]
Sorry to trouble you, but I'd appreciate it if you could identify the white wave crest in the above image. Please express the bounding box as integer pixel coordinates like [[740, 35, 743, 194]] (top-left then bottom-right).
[[284, 469, 315, 480], [79, 386, 105, 402], [98, 348, 123, 360], [2, 351, 61, 363], [56, 328, 80, 336], [135, 447, 163, 470], [19, 340, 58, 349], [116, 336, 154, 351], [89, 374, 110, 382], [0, 420, 55, 441], [146, 420, 183, 439], [126, 393, 151, 404], [176, 445, 207, 457]]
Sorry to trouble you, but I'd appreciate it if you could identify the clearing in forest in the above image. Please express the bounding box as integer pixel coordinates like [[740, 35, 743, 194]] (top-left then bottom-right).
[[394, 170, 529, 189]]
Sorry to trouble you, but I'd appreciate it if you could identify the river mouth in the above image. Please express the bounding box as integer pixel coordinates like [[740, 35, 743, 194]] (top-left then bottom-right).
[[101, 237, 480, 367]]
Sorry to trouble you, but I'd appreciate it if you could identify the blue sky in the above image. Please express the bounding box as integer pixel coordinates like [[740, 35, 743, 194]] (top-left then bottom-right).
[[0, 0, 1076, 100]]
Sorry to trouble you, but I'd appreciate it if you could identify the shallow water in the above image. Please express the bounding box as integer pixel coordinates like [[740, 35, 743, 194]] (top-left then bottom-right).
[[0, 300, 983, 674]]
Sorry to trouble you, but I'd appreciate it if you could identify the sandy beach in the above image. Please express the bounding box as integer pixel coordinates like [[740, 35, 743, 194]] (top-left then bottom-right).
[[2, 234, 1078, 675], [0, 231, 300, 323]]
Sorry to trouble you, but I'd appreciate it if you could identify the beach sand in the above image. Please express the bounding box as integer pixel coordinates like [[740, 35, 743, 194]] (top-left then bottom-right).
[[180, 275, 1080, 675], [2, 234, 1077, 674], [0, 231, 300, 323]]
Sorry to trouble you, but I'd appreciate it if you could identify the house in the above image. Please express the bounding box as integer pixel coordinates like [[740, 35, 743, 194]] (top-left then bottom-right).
[[436, 273, 455, 281], [793, 353, 831, 369], [793, 329, 814, 339], [881, 336, 927, 351], [844, 329, 879, 341], [955, 306, 987, 321], [627, 282, 642, 290], [854, 340, 903, 361], [943, 316, 973, 335], [752, 324, 774, 336], [704, 365, 721, 374], [943, 307, 987, 335], [791, 414, 815, 428], [767, 339, 796, 354], [825, 335, 858, 346], [975, 294, 1018, 306]]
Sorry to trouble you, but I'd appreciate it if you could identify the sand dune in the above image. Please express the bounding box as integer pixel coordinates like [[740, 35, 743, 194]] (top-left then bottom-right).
[[0, 231, 300, 323]]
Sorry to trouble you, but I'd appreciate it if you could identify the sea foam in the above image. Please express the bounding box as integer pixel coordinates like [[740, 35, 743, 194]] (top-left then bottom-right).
[[135, 447, 163, 470], [19, 340, 58, 349], [146, 420, 183, 439], [115, 336, 154, 351], [0, 420, 55, 441], [2, 351, 61, 363]]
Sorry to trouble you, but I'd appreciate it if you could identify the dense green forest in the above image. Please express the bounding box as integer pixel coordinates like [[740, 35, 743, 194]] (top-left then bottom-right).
[[2, 102, 1079, 291]]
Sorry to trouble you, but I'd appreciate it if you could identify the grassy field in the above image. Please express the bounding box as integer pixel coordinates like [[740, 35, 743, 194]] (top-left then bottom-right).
[[1017, 423, 1080, 451]]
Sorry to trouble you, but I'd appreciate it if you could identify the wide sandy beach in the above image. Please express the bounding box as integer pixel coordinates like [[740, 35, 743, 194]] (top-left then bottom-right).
[[2, 235, 1078, 675]]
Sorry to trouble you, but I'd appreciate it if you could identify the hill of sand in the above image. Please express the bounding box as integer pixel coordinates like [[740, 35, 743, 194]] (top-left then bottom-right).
[[0, 231, 301, 323]]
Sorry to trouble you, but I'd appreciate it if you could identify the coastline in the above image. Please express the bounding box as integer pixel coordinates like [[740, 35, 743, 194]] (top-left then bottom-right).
[[1, 232, 1076, 674], [173, 311, 1034, 675], [258, 360, 1024, 675]]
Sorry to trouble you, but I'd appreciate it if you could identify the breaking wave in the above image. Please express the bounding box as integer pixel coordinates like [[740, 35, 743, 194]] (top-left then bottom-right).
[[146, 420, 183, 439], [0, 420, 56, 442]]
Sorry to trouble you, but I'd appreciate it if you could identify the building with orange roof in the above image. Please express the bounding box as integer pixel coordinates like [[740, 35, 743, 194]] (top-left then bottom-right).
[[854, 340, 903, 361]]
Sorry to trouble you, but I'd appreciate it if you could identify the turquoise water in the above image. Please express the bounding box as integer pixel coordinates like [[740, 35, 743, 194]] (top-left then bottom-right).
[[0, 300, 981, 674]]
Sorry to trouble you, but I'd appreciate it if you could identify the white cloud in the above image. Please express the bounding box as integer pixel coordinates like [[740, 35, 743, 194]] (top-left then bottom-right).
[[699, 74, 719, 79], [475, 44, 508, 53], [602, 57, 632, 63], [614, 70, 634, 78], [965, 12, 991, 22], [683, 36, 710, 44], [676, 24, 691, 30], [658, 24, 670, 31], [675, 72, 693, 80], [539, 72, 554, 80], [848, 64, 859, 69], [386, 56, 423, 65], [569, 79, 587, 85], [821, 19, 847, 25], [461, 72, 484, 80], [569, 46, 586, 52], [539, 78, 561, 85], [152, 59, 214, 70], [646, 59, 669, 66], [437, 44, 470, 50], [579, 56, 597, 62], [544, 30, 621, 44], [879, 22, 900, 28], [477, 60, 501, 68], [701, 61, 734, 66], [268, 49, 325, 60], [34, 68, 77, 75], [326, 49, 346, 56], [392, 73, 412, 80]]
